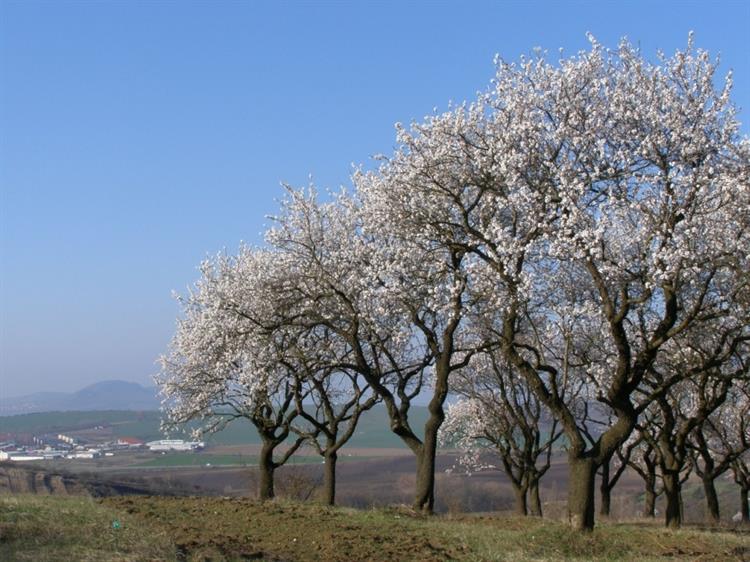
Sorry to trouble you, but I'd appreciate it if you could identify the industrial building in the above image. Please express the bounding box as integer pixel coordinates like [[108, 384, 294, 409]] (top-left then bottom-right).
[[146, 439, 204, 452]]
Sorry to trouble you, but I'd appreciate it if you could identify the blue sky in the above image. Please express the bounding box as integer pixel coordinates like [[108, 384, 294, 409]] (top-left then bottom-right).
[[1, 0, 749, 398]]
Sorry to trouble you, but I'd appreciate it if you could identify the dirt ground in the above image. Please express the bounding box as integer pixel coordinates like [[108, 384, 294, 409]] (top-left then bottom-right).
[[102, 496, 466, 561], [98, 495, 750, 562]]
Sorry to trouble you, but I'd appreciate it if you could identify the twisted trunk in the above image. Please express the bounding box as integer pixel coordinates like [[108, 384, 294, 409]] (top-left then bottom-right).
[[643, 486, 657, 518], [568, 456, 596, 531], [701, 475, 720, 524], [740, 487, 749, 523], [323, 451, 337, 506], [413, 350, 452, 514], [414, 396, 445, 513], [413, 443, 436, 513], [599, 459, 611, 517], [529, 479, 542, 517], [513, 485, 528, 516], [662, 469, 682, 529], [258, 439, 276, 501], [642, 461, 658, 518]]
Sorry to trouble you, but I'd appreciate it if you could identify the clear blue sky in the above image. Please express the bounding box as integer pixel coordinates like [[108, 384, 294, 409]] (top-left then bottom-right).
[[1, 1, 749, 398]]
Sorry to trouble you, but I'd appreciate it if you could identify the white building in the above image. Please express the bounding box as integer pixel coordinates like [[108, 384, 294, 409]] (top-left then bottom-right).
[[4, 454, 46, 462], [146, 439, 204, 452], [66, 449, 102, 459], [41, 450, 66, 459]]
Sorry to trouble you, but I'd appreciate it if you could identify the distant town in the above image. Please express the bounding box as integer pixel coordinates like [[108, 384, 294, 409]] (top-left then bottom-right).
[[0, 435, 204, 462]]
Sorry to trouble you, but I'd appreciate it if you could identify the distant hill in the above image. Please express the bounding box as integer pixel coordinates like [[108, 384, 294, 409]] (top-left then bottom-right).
[[0, 380, 160, 415]]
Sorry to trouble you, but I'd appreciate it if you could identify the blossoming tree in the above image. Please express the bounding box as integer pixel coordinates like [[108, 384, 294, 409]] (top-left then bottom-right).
[[357, 35, 749, 529], [157, 249, 316, 500], [159, 34, 749, 531], [266, 187, 487, 513], [439, 350, 565, 516], [690, 382, 750, 523]]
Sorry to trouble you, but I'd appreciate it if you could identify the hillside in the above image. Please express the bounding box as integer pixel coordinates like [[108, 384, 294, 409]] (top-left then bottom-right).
[[0, 405, 430, 449], [0, 463, 193, 498], [1, 495, 748, 561], [0, 381, 160, 415]]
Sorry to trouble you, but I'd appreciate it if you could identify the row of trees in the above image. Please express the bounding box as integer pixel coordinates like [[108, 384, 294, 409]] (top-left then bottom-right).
[[157, 35, 749, 531], [439, 361, 750, 527]]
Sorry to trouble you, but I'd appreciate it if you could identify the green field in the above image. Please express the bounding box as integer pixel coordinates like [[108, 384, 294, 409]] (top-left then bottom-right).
[[0, 405, 431, 449], [0, 410, 158, 434]]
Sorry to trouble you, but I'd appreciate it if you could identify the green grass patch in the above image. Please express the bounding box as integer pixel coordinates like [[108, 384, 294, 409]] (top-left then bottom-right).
[[0, 495, 175, 561]]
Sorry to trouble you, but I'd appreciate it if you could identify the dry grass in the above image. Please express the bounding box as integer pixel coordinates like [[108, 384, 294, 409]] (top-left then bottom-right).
[[1, 494, 748, 561], [0, 495, 174, 561]]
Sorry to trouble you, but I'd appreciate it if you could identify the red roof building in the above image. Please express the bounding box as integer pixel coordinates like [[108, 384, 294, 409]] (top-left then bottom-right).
[[116, 437, 144, 446]]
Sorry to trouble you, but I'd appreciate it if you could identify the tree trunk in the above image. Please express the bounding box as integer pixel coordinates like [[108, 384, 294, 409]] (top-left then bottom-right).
[[513, 485, 528, 516], [599, 460, 611, 517], [323, 451, 337, 506], [662, 470, 682, 529], [414, 370, 448, 514], [600, 486, 612, 517], [258, 440, 276, 501], [529, 480, 542, 517], [642, 463, 657, 518], [568, 456, 596, 531], [740, 487, 749, 523], [413, 444, 436, 513], [702, 476, 720, 524], [643, 486, 656, 518]]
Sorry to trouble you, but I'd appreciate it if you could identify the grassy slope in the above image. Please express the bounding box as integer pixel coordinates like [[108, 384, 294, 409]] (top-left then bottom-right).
[[2, 495, 748, 562], [0, 495, 174, 562]]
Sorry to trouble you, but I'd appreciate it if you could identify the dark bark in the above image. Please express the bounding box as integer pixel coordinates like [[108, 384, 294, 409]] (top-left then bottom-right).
[[625, 438, 659, 518], [690, 423, 738, 525], [600, 487, 611, 517], [323, 451, 337, 506], [662, 469, 682, 529], [248, 380, 310, 502], [731, 459, 750, 523], [568, 456, 596, 531], [643, 486, 656, 518], [529, 480, 542, 517], [292, 371, 379, 507], [642, 459, 659, 518], [455, 352, 560, 521], [501, 279, 642, 532], [599, 459, 611, 517], [413, 435, 437, 513], [701, 475, 720, 524], [347, 251, 469, 515], [513, 486, 528, 516], [258, 440, 276, 500], [646, 381, 719, 530], [599, 445, 631, 518], [413, 345, 456, 513]]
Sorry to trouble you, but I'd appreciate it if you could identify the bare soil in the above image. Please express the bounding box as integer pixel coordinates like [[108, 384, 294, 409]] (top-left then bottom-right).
[[99, 495, 750, 562]]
